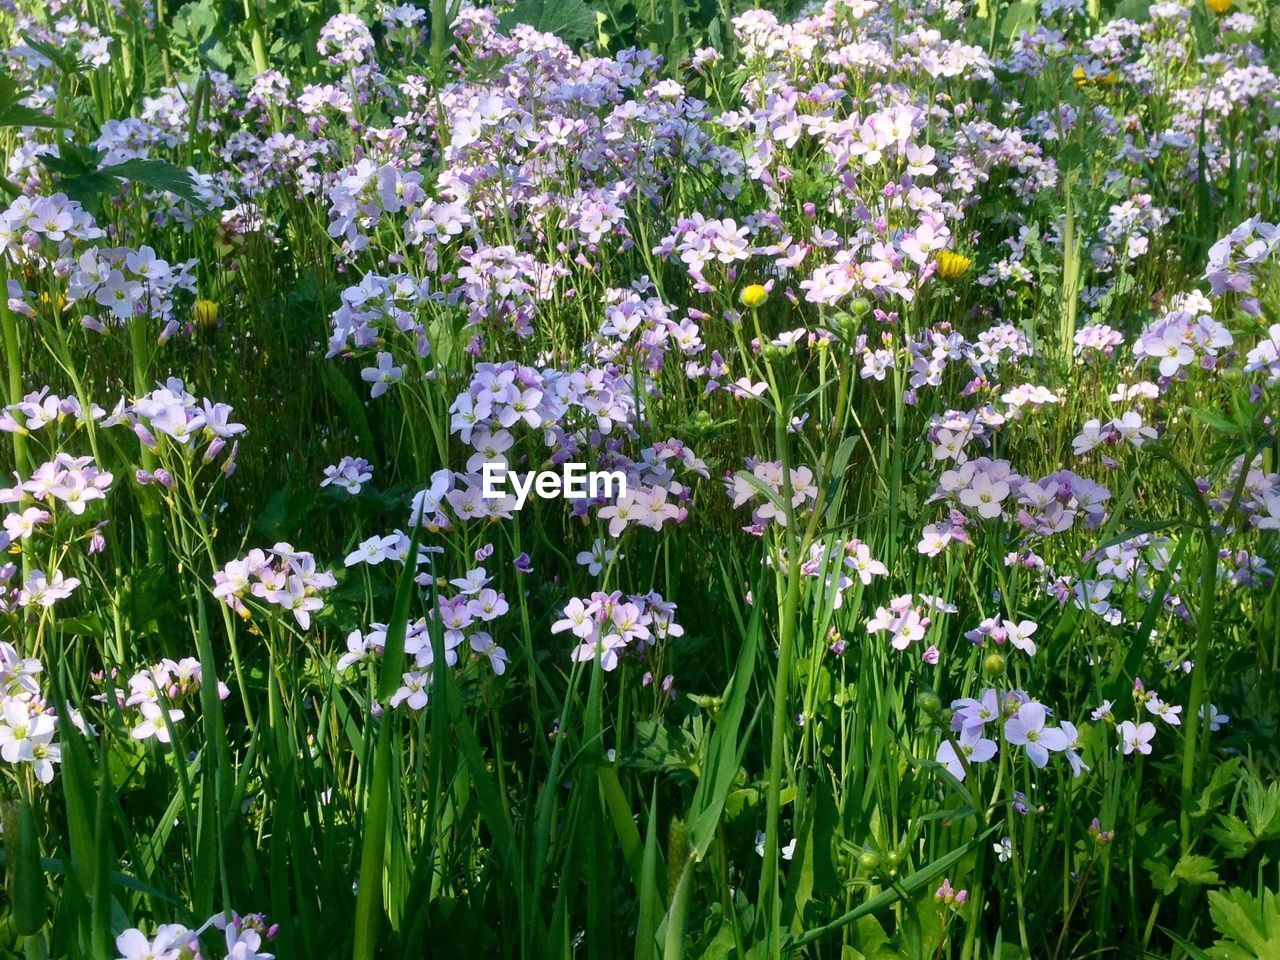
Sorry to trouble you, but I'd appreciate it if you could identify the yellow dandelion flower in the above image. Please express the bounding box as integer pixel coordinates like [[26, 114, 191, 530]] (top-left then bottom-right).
[[936, 250, 972, 280], [740, 284, 768, 309]]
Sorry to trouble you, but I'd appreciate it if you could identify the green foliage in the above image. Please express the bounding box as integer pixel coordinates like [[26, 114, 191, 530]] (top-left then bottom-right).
[[37, 144, 208, 214], [502, 0, 599, 43], [0, 71, 72, 131], [1207, 886, 1280, 960]]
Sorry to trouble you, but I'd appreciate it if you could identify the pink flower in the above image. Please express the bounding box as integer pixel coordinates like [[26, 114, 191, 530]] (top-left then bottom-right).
[[1004, 702, 1068, 767], [936, 729, 996, 781], [1117, 720, 1156, 755]]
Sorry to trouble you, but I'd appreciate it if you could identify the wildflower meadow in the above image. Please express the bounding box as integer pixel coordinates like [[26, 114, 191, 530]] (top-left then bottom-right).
[[2, 0, 1280, 956]]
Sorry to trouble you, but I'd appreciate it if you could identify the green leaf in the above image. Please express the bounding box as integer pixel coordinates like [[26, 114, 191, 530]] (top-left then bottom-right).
[[39, 144, 209, 212], [1171, 853, 1220, 887], [1194, 757, 1244, 821], [1189, 407, 1240, 436], [98, 159, 209, 208], [353, 522, 423, 960], [998, 0, 1038, 41], [634, 786, 664, 960], [9, 790, 47, 936], [1208, 886, 1280, 959], [1242, 779, 1280, 839], [0, 70, 71, 130], [502, 0, 597, 42], [1209, 815, 1258, 860], [687, 566, 763, 860]]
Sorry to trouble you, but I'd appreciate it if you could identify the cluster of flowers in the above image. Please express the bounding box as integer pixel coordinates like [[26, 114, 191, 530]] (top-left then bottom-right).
[[1089, 677, 1224, 759], [864, 594, 958, 663], [321, 456, 375, 496], [1200, 454, 1280, 533], [1090, 193, 1168, 272], [64, 244, 199, 339], [590, 285, 707, 375], [927, 458, 1110, 533], [728, 460, 818, 533], [0, 641, 60, 783], [1203, 215, 1280, 310], [964, 616, 1041, 657], [552, 591, 683, 672], [212, 545, 336, 629], [1244, 324, 1280, 386], [108, 378, 246, 477], [337, 564, 511, 708], [450, 361, 637, 455], [2, 453, 112, 528], [798, 537, 888, 608], [937, 689, 1086, 781], [431, 362, 705, 535], [1, 192, 219, 339], [326, 273, 439, 398], [0, 192, 103, 257], [0, 564, 82, 612], [0, 388, 104, 435], [114, 912, 276, 960], [101, 657, 231, 744], [1132, 291, 1233, 382], [0, 452, 114, 611]]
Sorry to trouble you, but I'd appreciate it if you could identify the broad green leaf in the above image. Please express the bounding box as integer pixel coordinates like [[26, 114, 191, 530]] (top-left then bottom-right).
[[502, 0, 597, 42], [0, 70, 70, 129]]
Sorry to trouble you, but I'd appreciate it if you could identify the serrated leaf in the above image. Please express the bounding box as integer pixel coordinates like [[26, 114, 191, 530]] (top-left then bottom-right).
[[1144, 857, 1177, 896], [97, 159, 208, 208], [1194, 757, 1244, 820], [1209, 815, 1257, 859], [1208, 887, 1280, 959], [40, 145, 209, 212], [1171, 853, 1220, 887], [0, 69, 70, 130]]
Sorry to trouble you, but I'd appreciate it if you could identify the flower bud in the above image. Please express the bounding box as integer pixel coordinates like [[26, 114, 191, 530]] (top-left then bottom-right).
[[740, 284, 768, 309], [193, 299, 220, 330], [983, 652, 1006, 677]]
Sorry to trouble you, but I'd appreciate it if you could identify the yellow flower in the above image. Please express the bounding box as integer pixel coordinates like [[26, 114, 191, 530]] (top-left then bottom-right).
[[1206, 0, 1232, 14], [1073, 64, 1118, 87], [193, 299, 219, 330], [740, 284, 768, 309], [935, 250, 972, 280], [38, 291, 68, 313]]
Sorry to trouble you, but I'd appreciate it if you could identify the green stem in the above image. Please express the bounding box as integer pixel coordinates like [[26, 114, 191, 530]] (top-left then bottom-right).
[[129, 316, 166, 565], [1178, 526, 1217, 855], [760, 375, 803, 952], [243, 0, 270, 75], [0, 267, 31, 478]]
